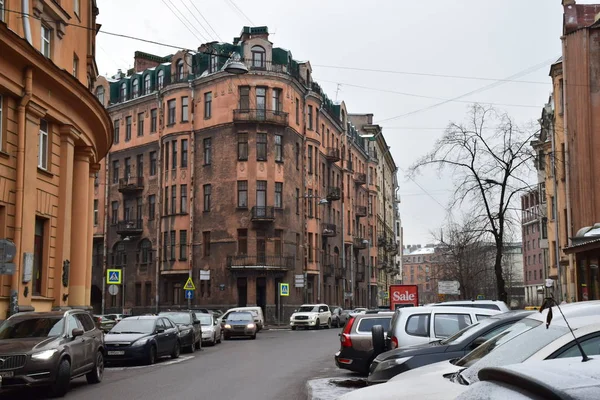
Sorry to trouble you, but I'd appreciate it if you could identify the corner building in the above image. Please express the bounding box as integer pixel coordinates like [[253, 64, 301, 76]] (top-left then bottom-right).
[[93, 27, 399, 322]]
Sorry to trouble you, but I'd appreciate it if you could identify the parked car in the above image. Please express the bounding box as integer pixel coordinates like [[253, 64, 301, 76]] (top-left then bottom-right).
[[455, 357, 600, 400], [429, 300, 510, 312], [103, 314, 124, 323], [209, 309, 224, 318], [368, 310, 534, 384], [290, 304, 332, 330], [334, 312, 394, 374], [93, 315, 116, 333], [349, 308, 368, 316], [0, 310, 104, 397], [386, 306, 500, 349], [331, 306, 349, 328], [220, 307, 265, 331], [104, 316, 180, 365], [194, 312, 221, 345], [192, 308, 210, 314], [223, 312, 257, 340], [159, 311, 201, 352]]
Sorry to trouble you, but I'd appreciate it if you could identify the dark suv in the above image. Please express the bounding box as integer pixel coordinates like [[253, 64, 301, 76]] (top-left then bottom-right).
[[0, 310, 105, 397]]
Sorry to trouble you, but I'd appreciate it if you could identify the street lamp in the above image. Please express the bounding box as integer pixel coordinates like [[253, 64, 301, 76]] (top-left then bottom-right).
[[362, 239, 372, 309], [223, 52, 249, 75]]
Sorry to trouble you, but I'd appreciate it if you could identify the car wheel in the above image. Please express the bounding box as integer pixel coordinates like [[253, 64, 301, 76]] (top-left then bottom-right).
[[327, 318, 332, 329], [291, 326, 296, 331], [187, 341, 195, 353], [315, 319, 320, 330], [146, 345, 157, 365], [224, 334, 230, 341], [171, 341, 181, 359], [50, 358, 71, 397], [86, 351, 104, 384], [217, 333, 222, 344], [251, 333, 257, 340], [195, 339, 201, 350]]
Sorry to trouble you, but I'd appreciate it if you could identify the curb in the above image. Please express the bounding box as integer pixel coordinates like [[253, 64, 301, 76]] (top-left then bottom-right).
[[263, 326, 291, 331]]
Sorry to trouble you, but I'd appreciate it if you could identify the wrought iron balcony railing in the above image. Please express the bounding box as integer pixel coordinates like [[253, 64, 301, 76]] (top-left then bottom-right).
[[251, 206, 275, 222], [116, 220, 143, 236], [233, 109, 289, 125], [325, 147, 341, 163], [118, 177, 144, 193], [322, 223, 337, 237], [227, 254, 294, 271]]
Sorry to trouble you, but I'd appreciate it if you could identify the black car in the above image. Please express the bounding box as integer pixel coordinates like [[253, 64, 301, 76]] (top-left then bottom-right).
[[367, 310, 534, 384], [159, 311, 202, 353], [104, 316, 180, 365]]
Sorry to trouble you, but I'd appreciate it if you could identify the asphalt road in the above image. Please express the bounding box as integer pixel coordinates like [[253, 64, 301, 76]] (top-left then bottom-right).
[[3, 327, 346, 400]]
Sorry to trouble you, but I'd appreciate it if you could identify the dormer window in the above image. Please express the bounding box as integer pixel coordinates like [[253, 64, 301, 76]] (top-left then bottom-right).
[[251, 46, 265, 69], [96, 86, 105, 104], [132, 79, 139, 98], [209, 54, 219, 73], [157, 70, 165, 90], [120, 82, 127, 102], [177, 59, 184, 81], [144, 74, 151, 94]]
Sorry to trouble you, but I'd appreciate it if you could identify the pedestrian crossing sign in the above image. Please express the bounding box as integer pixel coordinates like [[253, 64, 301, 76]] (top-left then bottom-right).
[[106, 269, 122, 285], [280, 283, 289, 297], [183, 277, 196, 291]]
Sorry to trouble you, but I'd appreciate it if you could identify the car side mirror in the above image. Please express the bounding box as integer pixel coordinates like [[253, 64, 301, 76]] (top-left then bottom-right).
[[193, 320, 200, 325], [214, 320, 218, 325], [471, 337, 487, 349], [294, 309, 298, 312], [156, 328, 165, 334], [72, 328, 84, 338]]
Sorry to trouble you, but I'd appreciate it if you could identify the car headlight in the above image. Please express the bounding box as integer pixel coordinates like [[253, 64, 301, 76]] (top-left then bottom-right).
[[375, 357, 412, 371], [310, 315, 317, 320], [224, 324, 232, 329], [247, 323, 255, 329], [179, 328, 192, 335], [131, 337, 151, 347], [31, 349, 58, 360]]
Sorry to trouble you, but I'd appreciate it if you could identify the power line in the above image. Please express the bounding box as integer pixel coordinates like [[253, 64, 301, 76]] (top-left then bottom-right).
[[178, 0, 216, 41], [188, 0, 223, 42], [225, 0, 255, 25], [162, 0, 208, 43]]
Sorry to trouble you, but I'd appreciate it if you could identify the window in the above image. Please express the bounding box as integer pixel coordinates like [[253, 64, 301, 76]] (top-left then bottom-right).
[[204, 138, 212, 165], [274, 229, 283, 256], [113, 119, 120, 144], [164, 187, 169, 214], [165, 142, 169, 171], [144, 74, 151, 94], [272, 88, 282, 112], [181, 139, 188, 167], [238, 133, 248, 160], [295, 98, 299, 124], [256, 181, 267, 209], [172, 140, 177, 169], [167, 99, 176, 125], [257, 133, 267, 161], [203, 231, 211, 257], [237, 181, 248, 208], [180, 185, 187, 213], [179, 230, 187, 260], [357, 317, 392, 333], [551, 196, 556, 220], [405, 314, 430, 337], [135, 282, 142, 304], [163, 232, 168, 261], [171, 186, 177, 214], [150, 151, 157, 175], [308, 189, 313, 217], [137, 112, 144, 136], [150, 109, 157, 133], [209, 54, 219, 73], [41, 25, 51, 58], [93, 200, 98, 225], [33, 218, 45, 295], [295, 143, 300, 168], [275, 182, 283, 208], [111, 201, 118, 224], [558, 78, 564, 114], [140, 240, 152, 264], [308, 105, 313, 130], [72, 54, 79, 78], [182, 96, 189, 122], [204, 92, 212, 119], [308, 233, 313, 262], [251, 45, 265, 68], [555, 334, 600, 359], [275, 135, 283, 162], [256, 87, 266, 118], [157, 70, 165, 90], [203, 184, 211, 211], [434, 314, 472, 338], [125, 116, 132, 141], [95, 86, 105, 104], [308, 145, 313, 174], [534, 270, 537, 280], [112, 160, 119, 184], [136, 154, 144, 178], [132, 78, 139, 98], [120, 82, 127, 101], [296, 188, 300, 215], [74, 0, 80, 16], [124, 157, 131, 179], [170, 231, 176, 260], [237, 229, 248, 254], [239, 86, 250, 110], [177, 59, 184, 81], [0, 0, 4, 22], [148, 195, 156, 219], [38, 120, 48, 170]]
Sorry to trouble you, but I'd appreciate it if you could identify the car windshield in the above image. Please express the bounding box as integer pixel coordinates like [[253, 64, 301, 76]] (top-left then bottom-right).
[[110, 319, 155, 334], [440, 320, 484, 345], [298, 306, 319, 312], [458, 319, 568, 384], [227, 312, 253, 322], [159, 313, 191, 325], [197, 315, 213, 326], [0, 317, 64, 339]]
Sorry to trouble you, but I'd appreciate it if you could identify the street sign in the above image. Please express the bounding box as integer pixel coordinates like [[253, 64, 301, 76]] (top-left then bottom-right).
[[183, 277, 195, 290], [476, 294, 485, 300], [219, 284, 225, 291], [106, 269, 122, 284], [344, 292, 353, 299], [199, 270, 210, 281], [438, 280, 460, 295], [0, 263, 15, 275], [294, 274, 305, 288], [0, 239, 16, 263], [389, 284, 419, 309], [185, 290, 194, 300], [280, 283, 289, 296], [108, 285, 119, 296], [438, 293, 446, 302]]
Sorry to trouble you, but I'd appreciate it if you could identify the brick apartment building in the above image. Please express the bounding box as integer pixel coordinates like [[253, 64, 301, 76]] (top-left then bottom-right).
[[91, 27, 400, 322]]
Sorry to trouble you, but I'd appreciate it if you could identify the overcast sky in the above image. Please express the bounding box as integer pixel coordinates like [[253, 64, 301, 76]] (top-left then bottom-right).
[[96, 0, 577, 245]]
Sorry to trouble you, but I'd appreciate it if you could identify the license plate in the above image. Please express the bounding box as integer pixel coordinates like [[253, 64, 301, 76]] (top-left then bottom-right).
[[107, 351, 125, 356], [0, 371, 14, 378]]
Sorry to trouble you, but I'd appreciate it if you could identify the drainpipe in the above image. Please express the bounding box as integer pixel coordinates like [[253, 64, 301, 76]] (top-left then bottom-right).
[[551, 115, 563, 303], [187, 80, 194, 310], [101, 157, 109, 314], [22, 0, 32, 44], [11, 67, 32, 315], [155, 91, 163, 314]]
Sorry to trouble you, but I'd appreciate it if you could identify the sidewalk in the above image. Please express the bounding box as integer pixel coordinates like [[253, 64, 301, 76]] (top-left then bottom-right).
[[262, 324, 291, 330]]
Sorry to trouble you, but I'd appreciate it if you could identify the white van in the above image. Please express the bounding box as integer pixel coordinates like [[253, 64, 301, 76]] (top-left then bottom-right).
[[387, 306, 500, 349], [221, 307, 265, 331], [430, 300, 510, 312]]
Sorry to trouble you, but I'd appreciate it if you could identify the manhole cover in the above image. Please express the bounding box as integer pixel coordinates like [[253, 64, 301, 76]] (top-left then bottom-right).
[[329, 379, 367, 389]]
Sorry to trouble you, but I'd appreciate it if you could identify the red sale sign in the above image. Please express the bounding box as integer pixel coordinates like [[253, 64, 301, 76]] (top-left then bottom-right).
[[389, 285, 419, 309]]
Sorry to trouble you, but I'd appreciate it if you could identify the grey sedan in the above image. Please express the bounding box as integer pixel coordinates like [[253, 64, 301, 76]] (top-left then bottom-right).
[[222, 312, 257, 340]]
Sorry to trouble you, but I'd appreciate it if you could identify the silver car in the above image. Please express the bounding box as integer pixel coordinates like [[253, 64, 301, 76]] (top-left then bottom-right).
[[331, 307, 349, 328], [195, 313, 221, 346]]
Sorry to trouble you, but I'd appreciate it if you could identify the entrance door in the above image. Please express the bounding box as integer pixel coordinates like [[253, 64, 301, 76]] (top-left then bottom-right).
[[237, 277, 248, 307], [256, 277, 266, 316]]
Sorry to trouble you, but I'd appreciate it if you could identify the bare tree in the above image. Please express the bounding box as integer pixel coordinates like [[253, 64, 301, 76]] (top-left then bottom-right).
[[409, 105, 535, 303]]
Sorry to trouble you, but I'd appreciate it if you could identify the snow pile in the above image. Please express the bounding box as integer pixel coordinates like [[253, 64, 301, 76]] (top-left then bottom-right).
[[306, 378, 365, 400]]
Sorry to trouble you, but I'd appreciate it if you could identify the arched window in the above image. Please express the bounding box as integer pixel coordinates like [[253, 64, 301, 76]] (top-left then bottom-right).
[[144, 74, 151, 94], [132, 78, 139, 98], [139, 239, 153, 264], [95, 86, 104, 104], [157, 70, 164, 90], [120, 82, 127, 101], [251, 45, 265, 68], [177, 59, 184, 81], [112, 242, 126, 266]]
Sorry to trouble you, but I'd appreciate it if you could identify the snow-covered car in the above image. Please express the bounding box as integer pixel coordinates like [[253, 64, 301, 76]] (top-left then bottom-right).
[[429, 300, 510, 312], [290, 304, 331, 330]]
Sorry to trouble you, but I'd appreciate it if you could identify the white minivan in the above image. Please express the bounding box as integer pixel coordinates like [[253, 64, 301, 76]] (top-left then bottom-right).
[[221, 307, 265, 331], [387, 306, 500, 349]]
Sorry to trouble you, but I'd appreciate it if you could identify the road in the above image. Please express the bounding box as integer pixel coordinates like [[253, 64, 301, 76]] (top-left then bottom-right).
[[2, 327, 346, 400]]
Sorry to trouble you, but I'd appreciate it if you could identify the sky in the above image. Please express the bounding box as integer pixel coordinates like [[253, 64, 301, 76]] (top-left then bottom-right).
[[95, 0, 576, 245]]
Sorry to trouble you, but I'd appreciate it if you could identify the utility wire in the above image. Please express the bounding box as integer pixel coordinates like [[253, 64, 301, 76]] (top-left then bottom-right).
[[178, 0, 216, 42], [188, 0, 223, 42], [227, 0, 255, 25], [162, 0, 208, 43]]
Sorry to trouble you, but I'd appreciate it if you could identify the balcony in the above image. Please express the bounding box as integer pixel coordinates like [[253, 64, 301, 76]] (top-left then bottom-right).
[[353, 237, 368, 250], [251, 206, 275, 222], [325, 147, 341, 163], [233, 109, 289, 126], [227, 254, 294, 271], [322, 223, 337, 237], [116, 220, 143, 236], [386, 240, 398, 253], [377, 236, 387, 247], [326, 186, 341, 201], [355, 205, 367, 217], [118, 177, 144, 193], [354, 173, 367, 185], [378, 260, 388, 270], [346, 160, 354, 172]]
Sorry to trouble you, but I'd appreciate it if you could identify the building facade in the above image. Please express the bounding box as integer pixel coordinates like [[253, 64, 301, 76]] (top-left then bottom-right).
[[520, 190, 546, 306], [92, 27, 400, 321], [0, 0, 112, 317], [402, 245, 437, 304]]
